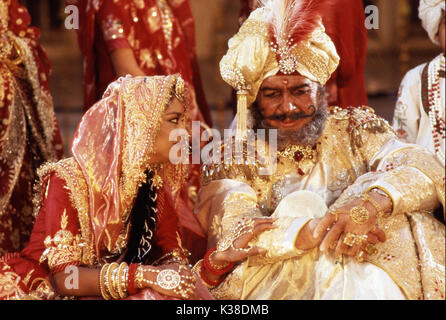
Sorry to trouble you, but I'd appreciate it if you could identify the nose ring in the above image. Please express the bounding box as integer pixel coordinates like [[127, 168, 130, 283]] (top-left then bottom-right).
[[289, 103, 297, 111]]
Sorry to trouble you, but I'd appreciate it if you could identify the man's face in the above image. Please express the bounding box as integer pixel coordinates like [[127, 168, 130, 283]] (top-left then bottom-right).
[[256, 74, 320, 133]]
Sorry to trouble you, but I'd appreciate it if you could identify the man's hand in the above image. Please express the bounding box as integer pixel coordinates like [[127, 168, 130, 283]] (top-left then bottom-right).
[[313, 194, 387, 258], [294, 218, 325, 250]]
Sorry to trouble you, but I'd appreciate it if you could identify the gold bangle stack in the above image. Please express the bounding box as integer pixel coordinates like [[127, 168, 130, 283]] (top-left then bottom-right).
[[99, 262, 129, 300], [99, 263, 112, 300]]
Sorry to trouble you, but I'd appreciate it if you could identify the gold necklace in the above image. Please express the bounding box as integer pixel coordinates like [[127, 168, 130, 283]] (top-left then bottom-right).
[[277, 144, 318, 163]]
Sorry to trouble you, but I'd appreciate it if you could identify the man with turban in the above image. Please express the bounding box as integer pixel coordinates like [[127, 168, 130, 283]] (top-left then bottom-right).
[[238, 0, 369, 109], [393, 1, 445, 165], [192, 0, 445, 300]]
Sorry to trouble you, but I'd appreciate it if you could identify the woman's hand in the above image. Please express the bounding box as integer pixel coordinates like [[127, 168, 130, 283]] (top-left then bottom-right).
[[211, 217, 278, 267], [137, 263, 197, 299], [294, 218, 325, 250]]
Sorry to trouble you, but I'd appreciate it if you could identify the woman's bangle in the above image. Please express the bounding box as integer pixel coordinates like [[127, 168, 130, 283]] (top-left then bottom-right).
[[99, 262, 129, 300], [200, 260, 225, 288], [116, 262, 128, 299], [203, 248, 234, 276], [127, 263, 139, 295], [107, 262, 121, 300], [99, 263, 111, 300]]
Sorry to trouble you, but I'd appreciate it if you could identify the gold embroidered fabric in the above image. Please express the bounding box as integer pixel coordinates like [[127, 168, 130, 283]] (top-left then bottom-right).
[[36, 158, 95, 266], [0, 35, 61, 216], [0, 260, 60, 300], [0, 263, 27, 300], [369, 146, 445, 215], [40, 210, 83, 272], [366, 214, 423, 300], [101, 14, 125, 41], [408, 212, 445, 300], [196, 106, 445, 299]]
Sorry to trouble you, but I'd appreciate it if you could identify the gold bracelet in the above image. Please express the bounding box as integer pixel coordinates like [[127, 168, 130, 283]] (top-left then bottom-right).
[[103, 264, 114, 300], [99, 263, 111, 300], [116, 262, 128, 299], [106, 262, 121, 300], [362, 193, 384, 219]]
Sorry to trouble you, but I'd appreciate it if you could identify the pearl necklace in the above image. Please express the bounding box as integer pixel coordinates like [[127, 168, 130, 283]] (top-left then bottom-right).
[[427, 54, 445, 163]]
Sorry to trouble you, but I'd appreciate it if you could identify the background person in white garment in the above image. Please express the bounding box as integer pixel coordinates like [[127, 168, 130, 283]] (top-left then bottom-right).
[[392, 1, 445, 165]]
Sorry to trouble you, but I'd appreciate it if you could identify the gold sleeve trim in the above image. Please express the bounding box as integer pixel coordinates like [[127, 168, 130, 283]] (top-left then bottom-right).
[[36, 158, 96, 266]]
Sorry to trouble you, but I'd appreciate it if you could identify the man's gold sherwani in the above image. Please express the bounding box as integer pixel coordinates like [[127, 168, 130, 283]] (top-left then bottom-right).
[[195, 106, 445, 300]]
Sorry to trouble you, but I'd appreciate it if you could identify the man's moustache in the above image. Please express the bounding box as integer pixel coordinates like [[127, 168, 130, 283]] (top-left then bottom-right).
[[265, 105, 316, 121]]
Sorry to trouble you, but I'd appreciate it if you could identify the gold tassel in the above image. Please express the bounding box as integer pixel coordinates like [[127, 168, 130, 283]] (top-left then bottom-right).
[[235, 89, 248, 142]]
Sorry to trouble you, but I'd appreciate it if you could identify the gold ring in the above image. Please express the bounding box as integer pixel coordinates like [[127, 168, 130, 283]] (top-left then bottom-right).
[[329, 211, 339, 222], [356, 250, 365, 262], [365, 244, 378, 256], [343, 232, 368, 247]]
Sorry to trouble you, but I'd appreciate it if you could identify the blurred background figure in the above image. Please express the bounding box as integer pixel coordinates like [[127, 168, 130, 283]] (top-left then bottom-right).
[[392, 1, 444, 164], [0, 0, 64, 254], [323, 0, 368, 108], [67, 0, 212, 127]]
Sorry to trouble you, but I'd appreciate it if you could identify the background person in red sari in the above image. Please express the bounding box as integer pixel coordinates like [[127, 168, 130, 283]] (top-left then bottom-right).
[[69, 0, 212, 126], [0, 0, 64, 255], [0, 75, 212, 300], [238, 0, 368, 108]]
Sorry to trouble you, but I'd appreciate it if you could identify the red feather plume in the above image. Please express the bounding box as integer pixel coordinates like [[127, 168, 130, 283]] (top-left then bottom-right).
[[259, 0, 334, 45]]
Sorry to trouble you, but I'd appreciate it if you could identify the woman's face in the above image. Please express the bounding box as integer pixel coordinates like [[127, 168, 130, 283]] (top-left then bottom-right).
[[150, 97, 187, 164]]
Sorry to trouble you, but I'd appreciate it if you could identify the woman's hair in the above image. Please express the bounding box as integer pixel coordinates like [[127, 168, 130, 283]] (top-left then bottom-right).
[[123, 169, 158, 264]]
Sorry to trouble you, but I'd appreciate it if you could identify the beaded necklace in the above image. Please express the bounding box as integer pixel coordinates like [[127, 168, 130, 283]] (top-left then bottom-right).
[[427, 54, 445, 163]]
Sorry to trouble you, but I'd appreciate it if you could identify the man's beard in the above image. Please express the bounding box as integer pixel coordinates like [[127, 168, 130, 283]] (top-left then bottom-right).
[[252, 87, 328, 150]]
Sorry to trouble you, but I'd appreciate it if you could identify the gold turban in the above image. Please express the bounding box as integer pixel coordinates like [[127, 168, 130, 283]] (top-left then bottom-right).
[[219, 1, 339, 139]]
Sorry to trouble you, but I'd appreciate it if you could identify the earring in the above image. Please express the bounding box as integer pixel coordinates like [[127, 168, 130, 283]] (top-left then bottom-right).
[[148, 163, 163, 189]]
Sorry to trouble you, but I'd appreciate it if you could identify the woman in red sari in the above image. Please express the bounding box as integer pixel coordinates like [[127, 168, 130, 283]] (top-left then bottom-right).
[[0, 75, 212, 300], [69, 0, 211, 126], [69, 0, 211, 231], [0, 0, 64, 254]]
